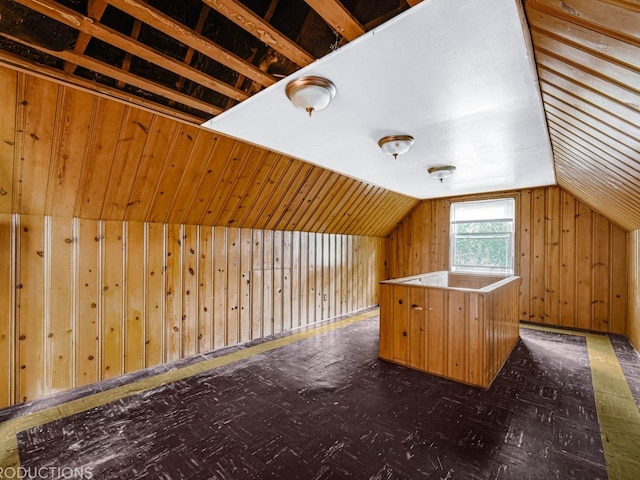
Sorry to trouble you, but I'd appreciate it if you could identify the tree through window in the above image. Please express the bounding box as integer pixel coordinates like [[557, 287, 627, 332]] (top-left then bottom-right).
[[450, 198, 515, 275]]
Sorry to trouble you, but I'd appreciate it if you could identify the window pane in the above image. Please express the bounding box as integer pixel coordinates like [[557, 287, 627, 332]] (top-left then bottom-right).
[[451, 198, 514, 223], [449, 198, 515, 275], [454, 221, 512, 234], [453, 236, 511, 268]]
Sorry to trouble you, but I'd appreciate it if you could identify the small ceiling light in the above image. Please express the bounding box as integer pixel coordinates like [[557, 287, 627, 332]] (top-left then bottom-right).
[[428, 165, 456, 182], [285, 76, 336, 117], [378, 135, 415, 159]]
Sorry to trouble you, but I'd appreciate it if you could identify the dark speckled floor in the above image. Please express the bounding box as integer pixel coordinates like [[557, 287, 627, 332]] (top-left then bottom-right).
[[6, 316, 640, 479]]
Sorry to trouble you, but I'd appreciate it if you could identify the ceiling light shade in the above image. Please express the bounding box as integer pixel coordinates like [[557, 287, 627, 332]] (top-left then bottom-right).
[[285, 76, 336, 117], [378, 135, 414, 159], [428, 165, 456, 182]]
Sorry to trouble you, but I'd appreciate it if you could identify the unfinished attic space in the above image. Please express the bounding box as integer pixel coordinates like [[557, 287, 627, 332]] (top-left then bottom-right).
[[0, 0, 639, 478]]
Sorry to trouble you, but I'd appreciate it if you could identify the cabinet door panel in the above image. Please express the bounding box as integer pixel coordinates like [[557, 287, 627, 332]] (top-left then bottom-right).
[[392, 286, 409, 365], [447, 290, 468, 383], [409, 287, 426, 370], [427, 289, 446, 375], [379, 284, 393, 360]]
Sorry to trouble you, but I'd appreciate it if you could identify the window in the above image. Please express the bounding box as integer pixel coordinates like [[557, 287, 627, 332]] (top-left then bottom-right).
[[450, 198, 515, 275]]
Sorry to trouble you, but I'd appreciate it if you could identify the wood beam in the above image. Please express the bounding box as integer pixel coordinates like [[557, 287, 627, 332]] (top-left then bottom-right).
[[225, 0, 279, 110], [0, 52, 203, 124], [117, 20, 142, 90], [201, 0, 315, 66], [106, 0, 276, 87], [303, 0, 365, 41], [171, 4, 210, 108], [0, 32, 224, 116], [63, 0, 108, 74], [14, 0, 249, 102]]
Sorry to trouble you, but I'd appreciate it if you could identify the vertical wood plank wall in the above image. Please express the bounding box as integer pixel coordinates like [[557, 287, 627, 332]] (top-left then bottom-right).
[[387, 186, 628, 335], [0, 213, 385, 407], [629, 230, 640, 351]]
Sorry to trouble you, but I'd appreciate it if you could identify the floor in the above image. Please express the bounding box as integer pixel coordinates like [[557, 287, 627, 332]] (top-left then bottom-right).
[[1, 310, 639, 479]]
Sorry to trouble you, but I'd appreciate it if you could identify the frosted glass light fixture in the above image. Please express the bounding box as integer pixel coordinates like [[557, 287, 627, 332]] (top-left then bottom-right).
[[285, 76, 336, 117], [378, 135, 414, 159], [428, 165, 456, 182]]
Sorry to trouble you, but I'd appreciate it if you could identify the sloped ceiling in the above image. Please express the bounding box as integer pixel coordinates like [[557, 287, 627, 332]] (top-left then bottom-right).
[[524, 0, 640, 231], [0, 0, 638, 232], [206, 0, 556, 200], [0, 0, 420, 236], [0, 66, 417, 236]]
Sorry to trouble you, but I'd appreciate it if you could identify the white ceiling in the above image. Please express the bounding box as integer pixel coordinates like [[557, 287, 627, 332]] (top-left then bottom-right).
[[202, 0, 556, 200]]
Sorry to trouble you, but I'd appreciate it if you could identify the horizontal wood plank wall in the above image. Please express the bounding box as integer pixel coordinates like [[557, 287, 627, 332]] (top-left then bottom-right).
[[387, 186, 628, 335], [629, 230, 640, 351], [0, 214, 385, 407]]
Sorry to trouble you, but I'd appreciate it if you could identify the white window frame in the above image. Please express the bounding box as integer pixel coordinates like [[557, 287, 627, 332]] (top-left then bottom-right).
[[449, 198, 515, 275]]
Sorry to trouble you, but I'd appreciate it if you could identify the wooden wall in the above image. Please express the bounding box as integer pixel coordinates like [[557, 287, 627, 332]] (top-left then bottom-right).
[[0, 213, 385, 408], [387, 186, 628, 335], [629, 230, 640, 351], [525, 0, 640, 232], [0, 67, 418, 238]]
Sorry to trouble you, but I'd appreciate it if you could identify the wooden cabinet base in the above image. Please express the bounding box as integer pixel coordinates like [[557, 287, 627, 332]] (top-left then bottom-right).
[[379, 272, 521, 389]]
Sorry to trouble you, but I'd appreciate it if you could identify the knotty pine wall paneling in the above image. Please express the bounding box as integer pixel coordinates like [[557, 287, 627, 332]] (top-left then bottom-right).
[[2, 67, 418, 236], [0, 214, 385, 407], [629, 230, 640, 351], [0, 214, 13, 407], [387, 186, 628, 335]]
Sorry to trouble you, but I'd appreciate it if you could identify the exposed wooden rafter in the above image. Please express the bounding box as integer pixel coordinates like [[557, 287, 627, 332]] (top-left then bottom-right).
[[201, 0, 315, 66], [13, 0, 249, 102], [0, 48, 203, 123], [1, 0, 411, 121], [63, 0, 108, 75], [106, 0, 276, 88], [303, 0, 365, 41], [0, 31, 224, 116]]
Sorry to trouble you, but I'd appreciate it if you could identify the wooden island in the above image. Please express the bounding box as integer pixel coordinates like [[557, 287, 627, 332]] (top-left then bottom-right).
[[379, 271, 521, 388]]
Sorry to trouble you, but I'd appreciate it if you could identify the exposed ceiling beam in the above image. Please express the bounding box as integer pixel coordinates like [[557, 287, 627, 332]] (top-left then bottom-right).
[[303, 0, 365, 41], [13, 0, 249, 103], [201, 0, 315, 66], [63, 0, 108, 74], [406, 0, 423, 6], [106, 0, 276, 87], [0, 32, 224, 116], [224, 0, 280, 110], [117, 19, 142, 89], [171, 4, 211, 108], [0, 50, 203, 123]]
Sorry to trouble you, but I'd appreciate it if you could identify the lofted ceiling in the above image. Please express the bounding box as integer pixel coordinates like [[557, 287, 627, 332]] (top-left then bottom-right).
[[0, 0, 638, 232], [205, 0, 557, 200]]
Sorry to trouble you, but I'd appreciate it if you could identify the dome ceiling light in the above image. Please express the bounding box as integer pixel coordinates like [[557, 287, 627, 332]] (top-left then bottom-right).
[[428, 165, 456, 182], [378, 135, 415, 159], [285, 76, 336, 117]]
